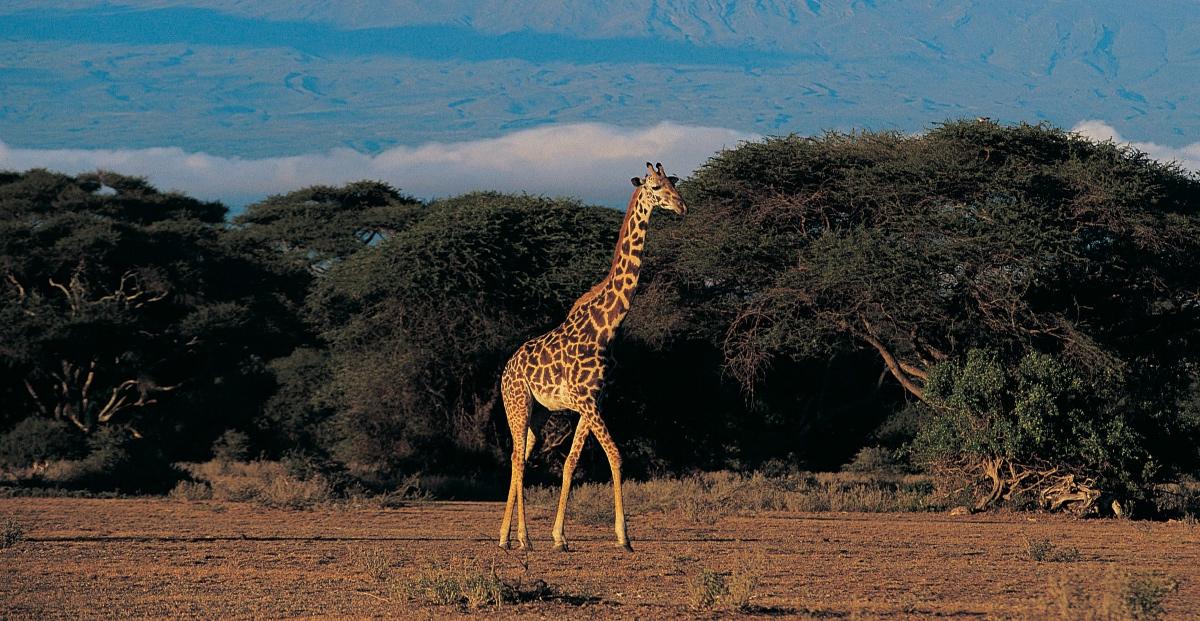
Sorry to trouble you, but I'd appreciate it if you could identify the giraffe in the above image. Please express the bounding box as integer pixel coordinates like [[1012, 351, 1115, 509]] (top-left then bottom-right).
[[498, 162, 686, 552]]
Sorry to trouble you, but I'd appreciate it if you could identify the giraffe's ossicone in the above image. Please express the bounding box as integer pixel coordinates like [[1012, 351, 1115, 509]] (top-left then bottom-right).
[[498, 162, 686, 552]]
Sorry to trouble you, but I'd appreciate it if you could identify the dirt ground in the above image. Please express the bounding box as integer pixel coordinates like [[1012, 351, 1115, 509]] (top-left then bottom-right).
[[2, 498, 1198, 619]]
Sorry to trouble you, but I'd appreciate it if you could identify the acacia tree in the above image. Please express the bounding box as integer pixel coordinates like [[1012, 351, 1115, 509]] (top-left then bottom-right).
[[232, 180, 423, 274], [636, 121, 1200, 508], [0, 170, 305, 477], [307, 193, 621, 478]]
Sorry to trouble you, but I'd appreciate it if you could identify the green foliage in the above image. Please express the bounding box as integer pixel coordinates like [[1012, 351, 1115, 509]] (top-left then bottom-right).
[[254, 347, 335, 457], [912, 349, 1160, 502], [307, 192, 621, 476], [643, 120, 1200, 392], [631, 119, 1200, 491], [232, 180, 422, 273], [3, 120, 1199, 496], [0, 170, 307, 488]]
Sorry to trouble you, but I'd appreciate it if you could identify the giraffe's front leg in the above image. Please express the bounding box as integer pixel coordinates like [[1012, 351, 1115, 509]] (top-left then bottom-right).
[[583, 409, 633, 552], [552, 416, 590, 551]]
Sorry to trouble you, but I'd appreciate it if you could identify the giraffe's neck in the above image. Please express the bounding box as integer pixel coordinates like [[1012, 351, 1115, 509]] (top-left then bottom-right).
[[573, 188, 653, 344]]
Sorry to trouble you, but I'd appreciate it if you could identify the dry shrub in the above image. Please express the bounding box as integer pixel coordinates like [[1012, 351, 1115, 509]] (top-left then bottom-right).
[[686, 555, 761, 611], [168, 480, 213, 501], [1047, 568, 1179, 620], [687, 569, 726, 610], [177, 460, 332, 509], [1, 518, 24, 548], [1025, 536, 1081, 563], [392, 559, 510, 610]]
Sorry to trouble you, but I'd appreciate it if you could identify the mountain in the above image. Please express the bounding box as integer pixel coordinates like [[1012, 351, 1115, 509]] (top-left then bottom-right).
[[0, 1, 1197, 156]]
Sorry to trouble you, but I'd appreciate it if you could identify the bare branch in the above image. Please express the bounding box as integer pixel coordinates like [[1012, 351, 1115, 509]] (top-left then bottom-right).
[[5, 272, 26, 302], [859, 319, 926, 401], [22, 379, 48, 415]]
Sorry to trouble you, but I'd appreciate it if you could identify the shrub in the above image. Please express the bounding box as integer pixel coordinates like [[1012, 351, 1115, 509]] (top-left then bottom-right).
[[1, 518, 24, 548], [0, 417, 86, 468], [686, 558, 760, 612], [308, 193, 621, 478], [912, 350, 1156, 513], [178, 460, 332, 509], [168, 480, 213, 501], [211, 429, 251, 463], [394, 560, 511, 609], [843, 446, 909, 474], [1048, 569, 1178, 620], [1025, 537, 1081, 563]]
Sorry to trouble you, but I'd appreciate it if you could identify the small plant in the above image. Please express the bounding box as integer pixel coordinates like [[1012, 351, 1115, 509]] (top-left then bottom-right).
[[357, 547, 391, 583], [687, 569, 726, 610], [395, 560, 512, 609], [686, 559, 761, 612], [1, 518, 25, 548], [459, 570, 507, 609], [726, 557, 761, 611], [1026, 536, 1081, 562]]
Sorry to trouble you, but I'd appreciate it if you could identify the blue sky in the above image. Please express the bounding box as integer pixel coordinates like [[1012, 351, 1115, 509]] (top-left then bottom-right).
[[1, 1, 1198, 207]]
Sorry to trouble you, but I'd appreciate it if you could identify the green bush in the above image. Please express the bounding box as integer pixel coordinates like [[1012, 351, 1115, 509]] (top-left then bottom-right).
[[912, 350, 1160, 511]]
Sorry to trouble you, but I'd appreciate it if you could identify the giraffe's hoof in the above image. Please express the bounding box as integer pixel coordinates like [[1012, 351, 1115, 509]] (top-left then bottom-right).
[[617, 541, 634, 552], [517, 540, 531, 551], [499, 540, 510, 550], [552, 540, 569, 552]]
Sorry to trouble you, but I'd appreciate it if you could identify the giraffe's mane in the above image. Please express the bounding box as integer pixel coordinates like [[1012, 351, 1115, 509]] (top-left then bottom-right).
[[567, 185, 643, 316]]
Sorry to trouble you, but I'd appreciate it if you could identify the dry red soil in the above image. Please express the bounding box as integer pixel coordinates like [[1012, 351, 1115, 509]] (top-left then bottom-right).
[[2, 498, 1198, 619]]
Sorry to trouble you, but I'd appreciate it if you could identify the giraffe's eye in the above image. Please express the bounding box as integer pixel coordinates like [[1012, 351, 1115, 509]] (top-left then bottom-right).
[[651, 185, 661, 191]]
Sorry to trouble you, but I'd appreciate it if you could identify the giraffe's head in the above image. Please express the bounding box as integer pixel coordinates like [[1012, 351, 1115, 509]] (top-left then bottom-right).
[[631, 162, 687, 215]]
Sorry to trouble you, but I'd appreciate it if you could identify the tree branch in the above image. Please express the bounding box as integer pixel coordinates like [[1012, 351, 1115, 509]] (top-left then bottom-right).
[[859, 319, 926, 401]]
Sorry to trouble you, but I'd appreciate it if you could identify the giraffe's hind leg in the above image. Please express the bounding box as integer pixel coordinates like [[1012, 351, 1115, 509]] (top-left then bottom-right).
[[499, 372, 533, 550], [551, 415, 590, 551]]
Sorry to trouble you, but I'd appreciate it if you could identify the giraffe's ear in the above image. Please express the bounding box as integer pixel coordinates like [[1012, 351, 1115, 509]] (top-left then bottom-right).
[[630, 177, 643, 187], [667, 176, 679, 185]]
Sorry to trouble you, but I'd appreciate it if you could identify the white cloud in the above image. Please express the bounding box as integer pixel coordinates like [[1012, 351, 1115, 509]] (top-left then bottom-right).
[[0, 122, 758, 207], [1071, 120, 1200, 173]]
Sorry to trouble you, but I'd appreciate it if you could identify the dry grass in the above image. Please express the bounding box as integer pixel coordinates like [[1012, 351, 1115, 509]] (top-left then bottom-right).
[[1047, 568, 1179, 620], [529, 470, 945, 525], [4, 498, 1199, 618], [393, 559, 510, 609], [379, 552, 591, 612], [355, 546, 392, 583], [169, 460, 432, 510], [173, 461, 334, 510]]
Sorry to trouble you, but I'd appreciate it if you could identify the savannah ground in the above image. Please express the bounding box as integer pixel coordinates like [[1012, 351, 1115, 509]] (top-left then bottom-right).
[[2, 496, 1197, 619]]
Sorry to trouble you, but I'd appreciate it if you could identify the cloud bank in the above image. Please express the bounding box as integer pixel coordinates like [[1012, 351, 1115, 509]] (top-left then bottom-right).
[[1071, 120, 1200, 173], [0, 122, 758, 208]]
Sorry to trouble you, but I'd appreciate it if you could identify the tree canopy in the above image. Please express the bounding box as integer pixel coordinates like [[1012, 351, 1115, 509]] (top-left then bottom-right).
[[2, 121, 1199, 511]]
